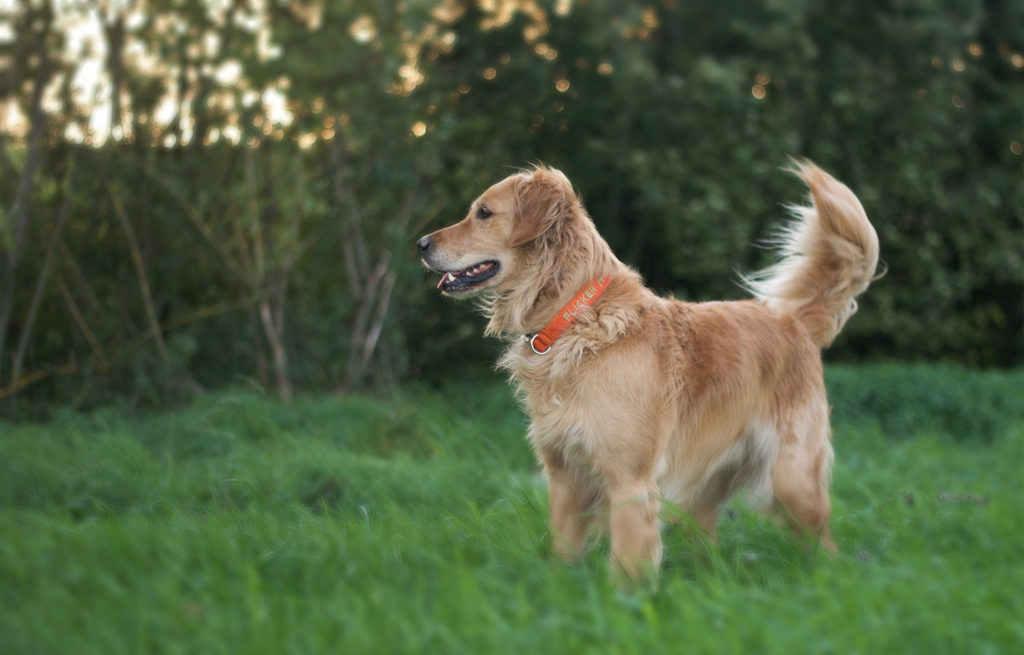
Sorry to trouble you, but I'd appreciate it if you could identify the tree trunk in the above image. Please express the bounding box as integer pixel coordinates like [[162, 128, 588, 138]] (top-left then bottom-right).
[[258, 296, 292, 400], [0, 3, 52, 383], [245, 146, 295, 400], [11, 159, 73, 385], [103, 11, 125, 139]]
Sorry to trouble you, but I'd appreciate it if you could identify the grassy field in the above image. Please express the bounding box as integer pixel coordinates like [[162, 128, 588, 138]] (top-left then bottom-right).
[[2, 364, 1022, 654]]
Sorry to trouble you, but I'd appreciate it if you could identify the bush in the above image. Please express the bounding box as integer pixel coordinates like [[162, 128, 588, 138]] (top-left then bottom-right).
[[826, 364, 1024, 442]]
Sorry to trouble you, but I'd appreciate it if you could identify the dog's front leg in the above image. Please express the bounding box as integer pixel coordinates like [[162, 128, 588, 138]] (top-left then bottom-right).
[[546, 469, 598, 562], [607, 480, 662, 581]]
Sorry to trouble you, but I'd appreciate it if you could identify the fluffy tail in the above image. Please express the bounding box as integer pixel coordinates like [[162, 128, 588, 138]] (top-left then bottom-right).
[[742, 160, 880, 348]]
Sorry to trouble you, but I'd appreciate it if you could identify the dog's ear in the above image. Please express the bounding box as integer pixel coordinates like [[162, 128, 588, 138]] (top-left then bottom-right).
[[510, 167, 574, 247]]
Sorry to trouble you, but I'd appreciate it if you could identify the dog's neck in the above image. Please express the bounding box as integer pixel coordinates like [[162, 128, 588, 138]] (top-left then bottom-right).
[[482, 217, 631, 338]]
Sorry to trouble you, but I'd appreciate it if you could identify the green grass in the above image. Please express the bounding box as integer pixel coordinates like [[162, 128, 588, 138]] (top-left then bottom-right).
[[2, 365, 1023, 654]]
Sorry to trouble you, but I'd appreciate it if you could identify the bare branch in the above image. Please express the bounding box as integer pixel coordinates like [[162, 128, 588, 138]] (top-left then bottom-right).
[[56, 273, 108, 369], [120, 153, 249, 283], [0, 362, 77, 401], [106, 181, 170, 367]]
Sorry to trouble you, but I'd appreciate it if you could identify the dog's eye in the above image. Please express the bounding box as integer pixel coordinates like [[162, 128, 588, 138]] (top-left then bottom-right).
[[476, 206, 493, 220]]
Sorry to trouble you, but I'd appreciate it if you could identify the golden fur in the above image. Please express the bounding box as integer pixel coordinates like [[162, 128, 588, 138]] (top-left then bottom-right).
[[418, 161, 879, 579]]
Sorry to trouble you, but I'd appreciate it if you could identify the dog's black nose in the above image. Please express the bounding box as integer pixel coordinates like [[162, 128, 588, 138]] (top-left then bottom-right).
[[417, 236, 432, 254]]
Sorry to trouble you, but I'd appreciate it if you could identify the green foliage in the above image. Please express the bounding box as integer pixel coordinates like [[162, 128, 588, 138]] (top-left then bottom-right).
[[1, 365, 1022, 653], [1, 1, 1021, 408], [827, 364, 1024, 442]]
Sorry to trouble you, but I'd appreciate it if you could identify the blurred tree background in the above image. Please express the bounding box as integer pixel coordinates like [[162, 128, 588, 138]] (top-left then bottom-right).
[[1, 0, 1021, 411]]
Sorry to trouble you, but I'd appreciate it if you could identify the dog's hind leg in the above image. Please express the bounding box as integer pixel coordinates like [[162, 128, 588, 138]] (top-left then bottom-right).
[[769, 402, 837, 553]]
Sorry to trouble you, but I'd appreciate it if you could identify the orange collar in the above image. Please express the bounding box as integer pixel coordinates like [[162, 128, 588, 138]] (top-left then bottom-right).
[[529, 274, 612, 354]]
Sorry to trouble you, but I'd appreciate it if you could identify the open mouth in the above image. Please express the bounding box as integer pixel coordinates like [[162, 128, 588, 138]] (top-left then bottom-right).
[[436, 260, 500, 293]]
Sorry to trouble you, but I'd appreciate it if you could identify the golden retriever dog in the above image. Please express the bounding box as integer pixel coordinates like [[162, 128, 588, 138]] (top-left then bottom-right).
[[417, 161, 879, 580]]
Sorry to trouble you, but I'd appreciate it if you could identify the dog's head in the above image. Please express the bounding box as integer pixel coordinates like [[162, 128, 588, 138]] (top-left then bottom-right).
[[417, 166, 576, 297]]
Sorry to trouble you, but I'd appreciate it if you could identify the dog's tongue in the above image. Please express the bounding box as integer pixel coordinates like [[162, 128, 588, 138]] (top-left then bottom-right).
[[437, 272, 455, 289]]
